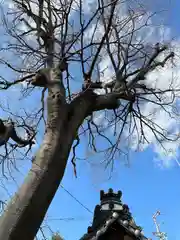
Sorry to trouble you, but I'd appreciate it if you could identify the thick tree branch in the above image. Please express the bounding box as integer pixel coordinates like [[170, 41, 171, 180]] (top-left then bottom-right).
[[92, 92, 135, 112], [0, 119, 35, 147], [0, 74, 35, 90]]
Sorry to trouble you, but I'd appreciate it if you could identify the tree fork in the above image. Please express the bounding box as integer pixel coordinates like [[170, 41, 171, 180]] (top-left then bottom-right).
[[0, 72, 132, 239], [0, 70, 94, 240]]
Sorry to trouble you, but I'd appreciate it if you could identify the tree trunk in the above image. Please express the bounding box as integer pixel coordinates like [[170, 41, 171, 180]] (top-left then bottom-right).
[[0, 63, 121, 239], [0, 69, 93, 240]]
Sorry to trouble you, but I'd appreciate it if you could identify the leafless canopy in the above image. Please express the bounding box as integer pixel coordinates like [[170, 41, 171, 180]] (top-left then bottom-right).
[[0, 0, 179, 238], [0, 0, 178, 173]]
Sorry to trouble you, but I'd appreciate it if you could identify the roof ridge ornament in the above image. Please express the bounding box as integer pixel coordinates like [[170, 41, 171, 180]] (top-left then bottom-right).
[[100, 188, 122, 202], [80, 189, 150, 240]]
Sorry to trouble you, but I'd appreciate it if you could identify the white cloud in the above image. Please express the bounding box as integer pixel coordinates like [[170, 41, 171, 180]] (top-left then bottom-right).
[[81, 0, 97, 14], [126, 42, 180, 167], [84, 6, 180, 168]]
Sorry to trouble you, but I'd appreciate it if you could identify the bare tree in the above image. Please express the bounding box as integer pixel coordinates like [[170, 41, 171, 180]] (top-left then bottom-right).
[[0, 0, 179, 239]]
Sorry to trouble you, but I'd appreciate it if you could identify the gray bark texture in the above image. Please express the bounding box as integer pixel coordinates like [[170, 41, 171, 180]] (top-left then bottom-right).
[[0, 67, 98, 240]]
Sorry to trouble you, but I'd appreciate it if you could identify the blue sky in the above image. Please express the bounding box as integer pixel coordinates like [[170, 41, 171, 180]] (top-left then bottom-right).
[[0, 1, 180, 240], [44, 1, 180, 239], [45, 146, 180, 240], [49, 2, 180, 238]]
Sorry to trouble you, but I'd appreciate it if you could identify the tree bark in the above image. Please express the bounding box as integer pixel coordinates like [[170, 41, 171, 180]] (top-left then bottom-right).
[[0, 69, 93, 240], [0, 64, 124, 239]]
